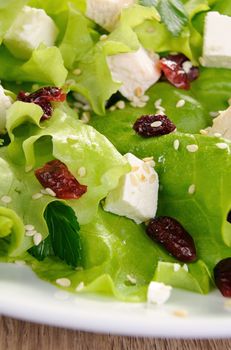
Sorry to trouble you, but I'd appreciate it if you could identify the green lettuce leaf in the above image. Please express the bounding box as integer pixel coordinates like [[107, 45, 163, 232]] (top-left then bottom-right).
[[27, 206, 211, 301], [0, 45, 67, 86], [5, 101, 129, 227], [59, 4, 94, 70]]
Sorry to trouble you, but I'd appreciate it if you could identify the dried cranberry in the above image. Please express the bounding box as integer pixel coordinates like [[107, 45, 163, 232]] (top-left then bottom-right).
[[146, 216, 197, 262], [35, 159, 87, 200], [17, 87, 66, 121], [29, 87, 66, 102], [133, 114, 176, 137], [214, 258, 231, 297], [227, 211, 231, 224], [160, 54, 199, 90]]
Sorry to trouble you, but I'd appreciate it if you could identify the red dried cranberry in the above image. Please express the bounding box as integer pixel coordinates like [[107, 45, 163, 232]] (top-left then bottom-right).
[[29, 87, 66, 102], [133, 114, 176, 137], [146, 216, 197, 262], [35, 159, 87, 200], [160, 54, 199, 90], [214, 258, 231, 297], [17, 87, 66, 121]]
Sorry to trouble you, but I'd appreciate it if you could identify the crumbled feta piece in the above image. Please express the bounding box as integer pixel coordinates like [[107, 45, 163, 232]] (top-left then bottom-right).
[[4, 6, 59, 60], [86, 0, 135, 31], [147, 281, 172, 305], [107, 47, 161, 101], [206, 106, 231, 140], [0, 86, 13, 133], [202, 12, 231, 69], [104, 153, 159, 224]]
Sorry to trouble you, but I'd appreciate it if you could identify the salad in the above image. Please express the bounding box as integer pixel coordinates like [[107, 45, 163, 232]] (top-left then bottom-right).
[[0, 0, 231, 305]]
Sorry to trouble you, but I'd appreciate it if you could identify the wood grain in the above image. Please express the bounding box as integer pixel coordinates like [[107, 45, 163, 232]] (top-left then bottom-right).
[[0, 317, 231, 350]]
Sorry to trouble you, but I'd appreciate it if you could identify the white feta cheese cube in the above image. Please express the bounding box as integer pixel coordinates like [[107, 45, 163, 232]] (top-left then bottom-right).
[[206, 106, 231, 140], [202, 12, 231, 69], [4, 6, 59, 60], [104, 153, 159, 224], [86, 0, 135, 31], [0, 86, 13, 133], [147, 281, 172, 305], [107, 47, 161, 101]]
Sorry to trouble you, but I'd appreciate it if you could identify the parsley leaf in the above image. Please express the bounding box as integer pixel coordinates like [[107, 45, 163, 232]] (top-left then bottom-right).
[[28, 237, 52, 262], [158, 0, 188, 36], [44, 201, 82, 267], [139, 0, 188, 36], [29, 201, 82, 267]]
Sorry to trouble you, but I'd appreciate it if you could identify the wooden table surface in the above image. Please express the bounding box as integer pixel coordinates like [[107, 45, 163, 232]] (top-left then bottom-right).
[[1, 316, 231, 350]]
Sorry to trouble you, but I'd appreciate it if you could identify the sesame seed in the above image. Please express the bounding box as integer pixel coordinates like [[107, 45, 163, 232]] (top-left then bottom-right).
[[134, 87, 143, 97], [130, 101, 146, 108], [1, 195, 12, 204], [183, 264, 189, 272], [130, 174, 138, 186], [182, 61, 193, 74], [154, 98, 162, 108], [209, 111, 219, 118], [173, 309, 188, 318], [173, 139, 180, 150], [216, 143, 228, 150], [109, 105, 116, 112], [78, 166, 86, 177], [151, 121, 162, 128], [81, 112, 91, 124], [157, 109, 166, 115], [73, 68, 82, 76], [25, 230, 36, 237], [143, 156, 153, 162], [188, 184, 196, 195], [32, 193, 43, 200], [82, 104, 91, 111], [45, 188, 56, 197], [186, 144, 198, 153], [56, 278, 71, 288], [176, 99, 185, 108], [33, 233, 42, 246], [76, 281, 85, 292], [126, 274, 137, 285], [25, 224, 35, 231], [173, 263, 181, 272], [200, 129, 208, 135], [214, 133, 222, 137], [116, 100, 126, 110], [100, 34, 108, 41], [140, 95, 149, 102]]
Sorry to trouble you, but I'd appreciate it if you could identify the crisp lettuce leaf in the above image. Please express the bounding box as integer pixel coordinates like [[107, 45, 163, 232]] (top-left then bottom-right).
[[59, 4, 94, 70], [91, 81, 211, 146], [0, 45, 67, 86], [27, 206, 211, 301], [91, 106, 231, 274], [5, 102, 129, 227]]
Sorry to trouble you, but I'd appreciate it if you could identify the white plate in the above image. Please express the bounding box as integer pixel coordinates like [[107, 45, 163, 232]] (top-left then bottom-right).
[[0, 262, 231, 338]]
